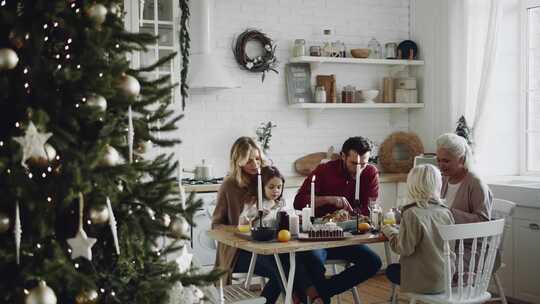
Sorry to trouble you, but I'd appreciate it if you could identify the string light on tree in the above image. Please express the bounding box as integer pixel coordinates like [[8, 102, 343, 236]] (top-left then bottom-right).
[[0, 212, 10, 234]]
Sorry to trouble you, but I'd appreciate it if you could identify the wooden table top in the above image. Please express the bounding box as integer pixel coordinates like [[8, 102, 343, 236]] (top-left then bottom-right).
[[207, 226, 387, 255]]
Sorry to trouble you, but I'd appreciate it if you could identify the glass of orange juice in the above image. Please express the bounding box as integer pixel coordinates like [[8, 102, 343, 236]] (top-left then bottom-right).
[[383, 210, 396, 225]]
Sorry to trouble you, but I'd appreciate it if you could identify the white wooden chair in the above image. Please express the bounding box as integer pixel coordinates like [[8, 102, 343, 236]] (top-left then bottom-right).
[[326, 260, 362, 304], [406, 219, 505, 304], [490, 199, 516, 304]]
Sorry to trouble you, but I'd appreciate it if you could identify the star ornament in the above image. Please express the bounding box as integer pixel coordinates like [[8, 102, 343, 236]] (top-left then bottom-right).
[[67, 229, 97, 260], [13, 122, 52, 168]]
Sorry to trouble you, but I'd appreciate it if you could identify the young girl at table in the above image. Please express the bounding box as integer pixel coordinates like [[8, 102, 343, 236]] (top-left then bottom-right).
[[382, 164, 455, 294], [242, 165, 325, 304], [239, 166, 285, 229]]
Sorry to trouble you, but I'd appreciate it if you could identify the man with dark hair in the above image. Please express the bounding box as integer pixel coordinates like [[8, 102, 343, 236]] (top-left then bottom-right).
[[294, 136, 382, 303]]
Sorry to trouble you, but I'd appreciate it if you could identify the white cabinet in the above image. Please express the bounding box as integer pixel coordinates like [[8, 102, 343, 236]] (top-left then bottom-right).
[[513, 213, 540, 303], [496, 219, 514, 298]]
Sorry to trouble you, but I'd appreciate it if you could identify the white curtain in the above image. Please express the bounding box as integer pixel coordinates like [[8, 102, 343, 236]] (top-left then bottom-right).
[[447, 0, 504, 150]]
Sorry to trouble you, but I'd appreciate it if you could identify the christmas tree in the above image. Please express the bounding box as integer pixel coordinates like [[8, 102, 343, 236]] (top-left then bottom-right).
[[0, 1, 220, 303], [455, 115, 473, 146]]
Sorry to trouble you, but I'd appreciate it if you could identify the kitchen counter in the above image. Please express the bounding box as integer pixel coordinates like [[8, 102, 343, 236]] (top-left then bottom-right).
[[185, 173, 407, 193]]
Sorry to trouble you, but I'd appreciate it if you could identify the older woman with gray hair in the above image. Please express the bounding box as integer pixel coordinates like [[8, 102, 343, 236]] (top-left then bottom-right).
[[435, 133, 493, 223], [382, 164, 455, 293]]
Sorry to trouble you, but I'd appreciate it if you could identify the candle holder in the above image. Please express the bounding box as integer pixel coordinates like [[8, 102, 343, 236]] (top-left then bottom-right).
[[258, 210, 264, 228]]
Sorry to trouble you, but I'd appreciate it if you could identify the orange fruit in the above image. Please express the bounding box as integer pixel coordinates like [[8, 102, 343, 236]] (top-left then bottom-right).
[[358, 222, 371, 233], [277, 229, 291, 242]]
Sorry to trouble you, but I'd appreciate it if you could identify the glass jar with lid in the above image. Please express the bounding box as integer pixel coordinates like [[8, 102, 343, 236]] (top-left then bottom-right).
[[315, 86, 326, 103], [293, 39, 306, 57], [367, 37, 382, 59]]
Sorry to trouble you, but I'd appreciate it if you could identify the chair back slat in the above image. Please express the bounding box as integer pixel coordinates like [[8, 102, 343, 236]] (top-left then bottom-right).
[[436, 219, 505, 302], [457, 239, 464, 299], [466, 237, 478, 298], [473, 236, 489, 298], [481, 235, 501, 293], [444, 241, 453, 300]]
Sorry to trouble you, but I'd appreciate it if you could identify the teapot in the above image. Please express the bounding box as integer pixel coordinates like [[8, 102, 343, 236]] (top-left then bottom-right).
[[184, 159, 213, 180]]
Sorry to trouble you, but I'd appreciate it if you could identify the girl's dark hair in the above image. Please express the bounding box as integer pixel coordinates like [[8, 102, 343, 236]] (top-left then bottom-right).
[[248, 166, 285, 200]]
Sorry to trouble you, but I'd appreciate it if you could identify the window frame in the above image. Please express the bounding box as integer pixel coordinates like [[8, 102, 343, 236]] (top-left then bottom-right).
[[521, 0, 540, 175]]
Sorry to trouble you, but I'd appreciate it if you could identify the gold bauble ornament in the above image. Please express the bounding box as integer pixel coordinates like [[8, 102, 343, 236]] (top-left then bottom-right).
[[86, 3, 108, 26], [25, 281, 57, 304], [86, 95, 107, 112], [0, 212, 10, 234], [100, 145, 123, 166], [117, 74, 140, 97], [75, 289, 98, 304], [88, 204, 110, 225], [135, 140, 152, 154], [170, 216, 189, 238], [28, 144, 56, 167], [0, 48, 19, 70]]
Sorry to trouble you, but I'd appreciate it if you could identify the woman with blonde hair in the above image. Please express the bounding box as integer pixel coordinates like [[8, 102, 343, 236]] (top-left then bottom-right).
[[382, 164, 455, 294], [212, 137, 325, 304]]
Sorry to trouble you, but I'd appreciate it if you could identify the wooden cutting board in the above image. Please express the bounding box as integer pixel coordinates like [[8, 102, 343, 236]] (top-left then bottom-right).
[[294, 151, 340, 176]]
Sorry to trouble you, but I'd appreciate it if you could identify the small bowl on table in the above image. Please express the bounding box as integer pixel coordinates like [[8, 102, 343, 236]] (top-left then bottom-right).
[[350, 48, 370, 58], [251, 227, 276, 242]]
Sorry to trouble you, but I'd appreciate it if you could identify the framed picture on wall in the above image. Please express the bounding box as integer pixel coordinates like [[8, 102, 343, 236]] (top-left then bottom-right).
[[286, 63, 312, 104]]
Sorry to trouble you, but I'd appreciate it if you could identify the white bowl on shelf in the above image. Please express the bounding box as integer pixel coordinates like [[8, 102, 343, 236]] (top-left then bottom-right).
[[360, 90, 379, 103]]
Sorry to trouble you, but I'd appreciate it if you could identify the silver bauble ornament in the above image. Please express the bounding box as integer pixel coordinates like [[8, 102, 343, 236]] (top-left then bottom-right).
[[117, 74, 140, 97], [0, 48, 19, 70], [101, 145, 122, 166], [25, 281, 57, 304], [170, 216, 189, 238], [75, 289, 98, 304], [86, 95, 107, 111], [28, 144, 56, 167], [86, 3, 108, 26], [0, 212, 10, 233], [161, 214, 171, 228], [108, 3, 122, 17], [88, 204, 110, 225]]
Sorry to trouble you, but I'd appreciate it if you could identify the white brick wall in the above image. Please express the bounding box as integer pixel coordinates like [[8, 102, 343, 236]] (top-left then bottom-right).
[[171, 0, 412, 178]]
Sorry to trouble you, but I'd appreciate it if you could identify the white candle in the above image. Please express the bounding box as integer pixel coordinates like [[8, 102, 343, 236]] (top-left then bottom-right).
[[219, 278, 224, 304], [311, 175, 316, 217], [128, 106, 134, 163], [289, 213, 300, 235], [257, 167, 262, 210], [302, 206, 312, 232], [355, 155, 361, 200]]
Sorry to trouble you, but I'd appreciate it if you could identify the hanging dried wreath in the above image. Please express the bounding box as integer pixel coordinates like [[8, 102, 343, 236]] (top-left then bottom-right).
[[233, 29, 278, 82], [379, 131, 424, 173]]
